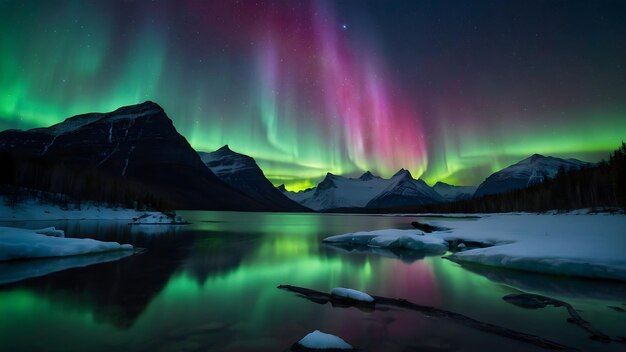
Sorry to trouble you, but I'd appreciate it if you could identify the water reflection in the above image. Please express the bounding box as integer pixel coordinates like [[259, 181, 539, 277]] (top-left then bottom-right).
[[0, 212, 625, 351]]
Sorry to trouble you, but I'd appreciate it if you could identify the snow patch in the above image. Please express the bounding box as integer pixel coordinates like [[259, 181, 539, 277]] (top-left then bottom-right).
[[331, 287, 374, 303], [297, 330, 353, 350]]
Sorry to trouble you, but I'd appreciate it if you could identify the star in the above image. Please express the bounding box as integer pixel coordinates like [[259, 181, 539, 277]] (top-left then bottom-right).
[[342, 24, 348, 30]]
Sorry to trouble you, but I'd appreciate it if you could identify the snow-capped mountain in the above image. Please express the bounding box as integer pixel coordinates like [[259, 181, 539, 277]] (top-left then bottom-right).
[[0, 101, 276, 210], [279, 170, 443, 211], [474, 154, 589, 197], [432, 182, 477, 201], [366, 169, 444, 208], [198, 146, 309, 211]]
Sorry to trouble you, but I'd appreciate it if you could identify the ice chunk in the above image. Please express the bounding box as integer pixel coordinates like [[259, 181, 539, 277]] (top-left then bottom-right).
[[297, 330, 353, 350], [34, 227, 65, 238], [0, 226, 133, 261], [323, 229, 448, 254], [331, 287, 374, 303]]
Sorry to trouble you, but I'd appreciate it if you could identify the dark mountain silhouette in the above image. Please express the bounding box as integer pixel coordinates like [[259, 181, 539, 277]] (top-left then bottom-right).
[[198, 145, 309, 211], [0, 101, 275, 210]]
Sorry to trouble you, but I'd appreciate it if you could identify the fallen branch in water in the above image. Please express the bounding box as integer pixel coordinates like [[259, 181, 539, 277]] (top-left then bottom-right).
[[278, 284, 574, 351], [503, 293, 613, 343]]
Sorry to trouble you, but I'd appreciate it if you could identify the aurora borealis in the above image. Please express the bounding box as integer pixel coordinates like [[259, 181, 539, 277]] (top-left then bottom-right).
[[1, 1, 625, 190]]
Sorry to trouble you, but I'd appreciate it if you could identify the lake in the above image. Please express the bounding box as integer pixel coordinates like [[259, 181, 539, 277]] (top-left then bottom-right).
[[1, 212, 625, 351]]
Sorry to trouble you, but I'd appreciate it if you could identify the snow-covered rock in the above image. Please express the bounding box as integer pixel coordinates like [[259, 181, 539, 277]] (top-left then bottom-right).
[[129, 213, 188, 225], [432, 181, 477, 201], [0, 226, 133, 261], [330, 287, 374, 303], [429, 213, 626, 281], [323, 229, 448, 254], [296, 330, 353, 350], [474, 154, 589, 197], [280, 170, 442, 211]]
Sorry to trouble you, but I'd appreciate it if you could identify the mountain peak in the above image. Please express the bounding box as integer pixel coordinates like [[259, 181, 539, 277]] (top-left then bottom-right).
[[523, 153, 547, 163], [392, 168, 412, 179], [277, 184, 287, 192], [217, 144, 232, 152], [318, 173, 338, 190], [434, 181, 451, 187], [111, 100, 163, 114], [359, 171, 378, 181]]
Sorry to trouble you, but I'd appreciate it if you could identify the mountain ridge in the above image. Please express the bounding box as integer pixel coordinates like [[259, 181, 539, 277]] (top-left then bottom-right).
[[474, 154, 590, 198], [198, 146, 309, 211]]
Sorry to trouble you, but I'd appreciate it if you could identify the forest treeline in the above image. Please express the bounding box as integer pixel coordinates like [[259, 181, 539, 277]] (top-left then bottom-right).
[[2, 143, 625, 214], [0, 152, 170, 211], [398, 143, 626, 213]]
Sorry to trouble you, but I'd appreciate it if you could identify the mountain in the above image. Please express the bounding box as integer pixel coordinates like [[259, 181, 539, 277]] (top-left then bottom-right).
[[279, 170, 442, 211], [432, 182, 477, 201], [198, 145, 309, 211], [0, 101, 272, 210], [365, 169, 444, 208], [474, 154, 589, 198]]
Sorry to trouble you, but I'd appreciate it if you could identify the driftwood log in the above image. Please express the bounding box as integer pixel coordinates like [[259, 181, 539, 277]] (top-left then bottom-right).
[[503, 293, 613, 343], [278, 284, 574, 351]]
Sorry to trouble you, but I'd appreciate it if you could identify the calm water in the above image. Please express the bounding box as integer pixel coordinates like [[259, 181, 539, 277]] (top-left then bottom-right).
[[1, 212, 625, 351]]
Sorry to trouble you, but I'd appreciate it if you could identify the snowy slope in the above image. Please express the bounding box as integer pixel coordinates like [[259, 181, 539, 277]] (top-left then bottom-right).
[[198, 146, 308, 211], [279, 170, 442, 211], [474, 154, 589, 197], [432, 182, 477, 201]]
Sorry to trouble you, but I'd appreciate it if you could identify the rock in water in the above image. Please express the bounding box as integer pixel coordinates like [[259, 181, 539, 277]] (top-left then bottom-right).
[[293, 330, 353, 351]]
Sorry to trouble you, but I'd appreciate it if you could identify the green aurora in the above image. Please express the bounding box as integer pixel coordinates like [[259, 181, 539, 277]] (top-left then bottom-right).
[[1, 1, 625, 190]]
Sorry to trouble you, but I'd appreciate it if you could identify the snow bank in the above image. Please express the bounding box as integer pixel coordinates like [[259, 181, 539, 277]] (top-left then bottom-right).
[[0, 197, 166, 221], [330, 287, 374, 303], [0, 226, 133, 261], [323, 229, 448, 254], [429, 214, 626, 281], [297, 330, 353, 350]]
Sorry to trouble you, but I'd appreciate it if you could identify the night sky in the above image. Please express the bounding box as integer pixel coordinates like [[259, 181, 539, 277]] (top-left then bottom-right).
[[1, 0, 625, 190]]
